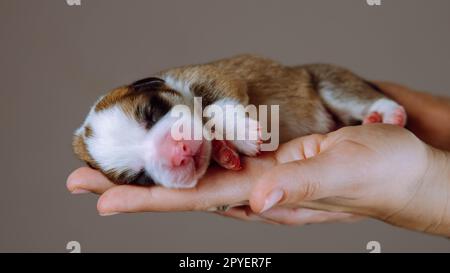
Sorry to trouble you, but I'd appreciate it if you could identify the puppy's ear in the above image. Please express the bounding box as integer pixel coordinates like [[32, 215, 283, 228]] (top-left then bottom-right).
[[72, 133, 92, 164], [72, 127, 99, 169], [130, 77, 165, 92]]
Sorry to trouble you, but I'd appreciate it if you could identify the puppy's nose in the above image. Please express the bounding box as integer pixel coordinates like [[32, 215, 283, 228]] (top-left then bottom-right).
[[171, 142, 192, 167]]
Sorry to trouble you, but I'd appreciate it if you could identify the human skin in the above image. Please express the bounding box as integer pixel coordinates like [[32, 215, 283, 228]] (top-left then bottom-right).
[[374, 82, 450, 151], [67, 82, 450, 237]]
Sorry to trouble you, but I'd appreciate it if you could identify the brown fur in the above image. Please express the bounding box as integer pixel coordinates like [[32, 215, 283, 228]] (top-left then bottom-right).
[[158, 54, 383, 141]]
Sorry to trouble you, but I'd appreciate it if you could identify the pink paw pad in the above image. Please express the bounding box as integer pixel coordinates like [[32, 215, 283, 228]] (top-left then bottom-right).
[[386, 107, 407, 127], [363, 112, 382, 124], [366, 100, 408, 127], [212, 140, 242, 171]]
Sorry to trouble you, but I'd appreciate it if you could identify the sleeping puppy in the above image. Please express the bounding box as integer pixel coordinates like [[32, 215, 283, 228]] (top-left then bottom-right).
[[73, 54, 406, 189]]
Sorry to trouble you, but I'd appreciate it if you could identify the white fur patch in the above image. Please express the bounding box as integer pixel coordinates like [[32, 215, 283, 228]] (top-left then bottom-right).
[[75, 95, 104, 136], [320, 82, 368, 121], [84, 105, 148, 175], [207, 98, 261, 156], [368, 98, 400, 116]]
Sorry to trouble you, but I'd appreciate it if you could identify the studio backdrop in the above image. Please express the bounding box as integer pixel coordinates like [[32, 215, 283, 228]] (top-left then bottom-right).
[[1, 0, 449, 252]]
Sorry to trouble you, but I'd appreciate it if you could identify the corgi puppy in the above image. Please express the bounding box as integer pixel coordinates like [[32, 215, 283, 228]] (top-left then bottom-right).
[[73, 54, 406, 189]]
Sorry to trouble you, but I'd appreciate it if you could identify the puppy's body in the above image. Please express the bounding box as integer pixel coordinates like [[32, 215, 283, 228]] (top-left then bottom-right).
[[73, 55, 406, 188], [159, 55, 403, 141]]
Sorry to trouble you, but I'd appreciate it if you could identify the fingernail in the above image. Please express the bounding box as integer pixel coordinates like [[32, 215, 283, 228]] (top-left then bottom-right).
[[260, 189, 284, 213], [99, 212, 120, 216], [71, 189, 90, 194]]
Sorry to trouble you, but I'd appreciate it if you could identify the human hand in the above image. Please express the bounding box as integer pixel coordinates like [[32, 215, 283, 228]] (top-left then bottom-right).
[[374, 82, 450, 150], [67, 148, 277, 214], [247, 125, 450, 236], [67, 124, 450, 235], [66, 136, 362, 224], [226, 82, 450, 229]]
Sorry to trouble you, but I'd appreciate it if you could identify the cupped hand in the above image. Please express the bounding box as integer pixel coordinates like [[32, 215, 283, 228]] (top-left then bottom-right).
[[67, 124, 449, 235], [66, 134, 362, 224], [251, 125, 449, 236], [222, 123, 447, 231]]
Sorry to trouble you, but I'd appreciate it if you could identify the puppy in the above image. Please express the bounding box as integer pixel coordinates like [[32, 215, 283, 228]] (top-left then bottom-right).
[[73, 54, 406, 189]]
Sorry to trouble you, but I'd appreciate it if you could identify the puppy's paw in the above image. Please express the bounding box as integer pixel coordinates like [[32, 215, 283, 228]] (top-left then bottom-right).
[[363, 112, 382, 124], [365, 99, 407, 127], [211, 140, 242, 171], [383, 106, 407, 127], [230, 118, 262, 156]]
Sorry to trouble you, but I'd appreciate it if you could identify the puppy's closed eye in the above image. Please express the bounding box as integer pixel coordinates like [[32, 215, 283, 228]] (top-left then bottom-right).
[[145, 97, 172, 128], [144, 105, 157, 124]]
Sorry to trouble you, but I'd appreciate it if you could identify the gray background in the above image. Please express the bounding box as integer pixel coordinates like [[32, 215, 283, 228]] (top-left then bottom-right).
[[1, 0, 449, 252]]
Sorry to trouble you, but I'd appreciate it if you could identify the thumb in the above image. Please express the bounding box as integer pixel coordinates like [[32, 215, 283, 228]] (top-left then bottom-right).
[[250, 153, 344, 213]]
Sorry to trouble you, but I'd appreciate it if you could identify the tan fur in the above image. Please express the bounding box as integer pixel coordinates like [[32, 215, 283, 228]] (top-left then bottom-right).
[[158, 54, 382, 141], [94, 87, 130, 112]]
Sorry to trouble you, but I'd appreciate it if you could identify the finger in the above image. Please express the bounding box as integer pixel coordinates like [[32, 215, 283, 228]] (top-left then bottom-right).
[[215, 207, 262, 222], [97, 185, 204, 214], [250, 151, 349, 213], [97, 166, 253, 215], [215, 207, 280, 225], [274, 134, 326, 164], [260, 207, 364, 226], [66, 167, 115, 195]]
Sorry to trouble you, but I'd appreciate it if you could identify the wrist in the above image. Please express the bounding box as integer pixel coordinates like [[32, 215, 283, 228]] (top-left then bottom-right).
[[428, 148, 450, 236], [393, 145, 450, 236]]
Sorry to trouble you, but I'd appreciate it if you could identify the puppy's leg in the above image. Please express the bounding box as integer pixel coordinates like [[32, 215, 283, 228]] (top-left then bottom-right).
[[165, 66, 261, 169], [229, 115, 262, 156], [205, 99, 262, 170], [208, 99, 262, 156], [301, 64, 407, 127]]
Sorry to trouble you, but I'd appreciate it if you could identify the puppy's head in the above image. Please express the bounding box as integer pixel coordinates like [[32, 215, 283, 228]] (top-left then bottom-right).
[[73, 77, 211, 189]]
